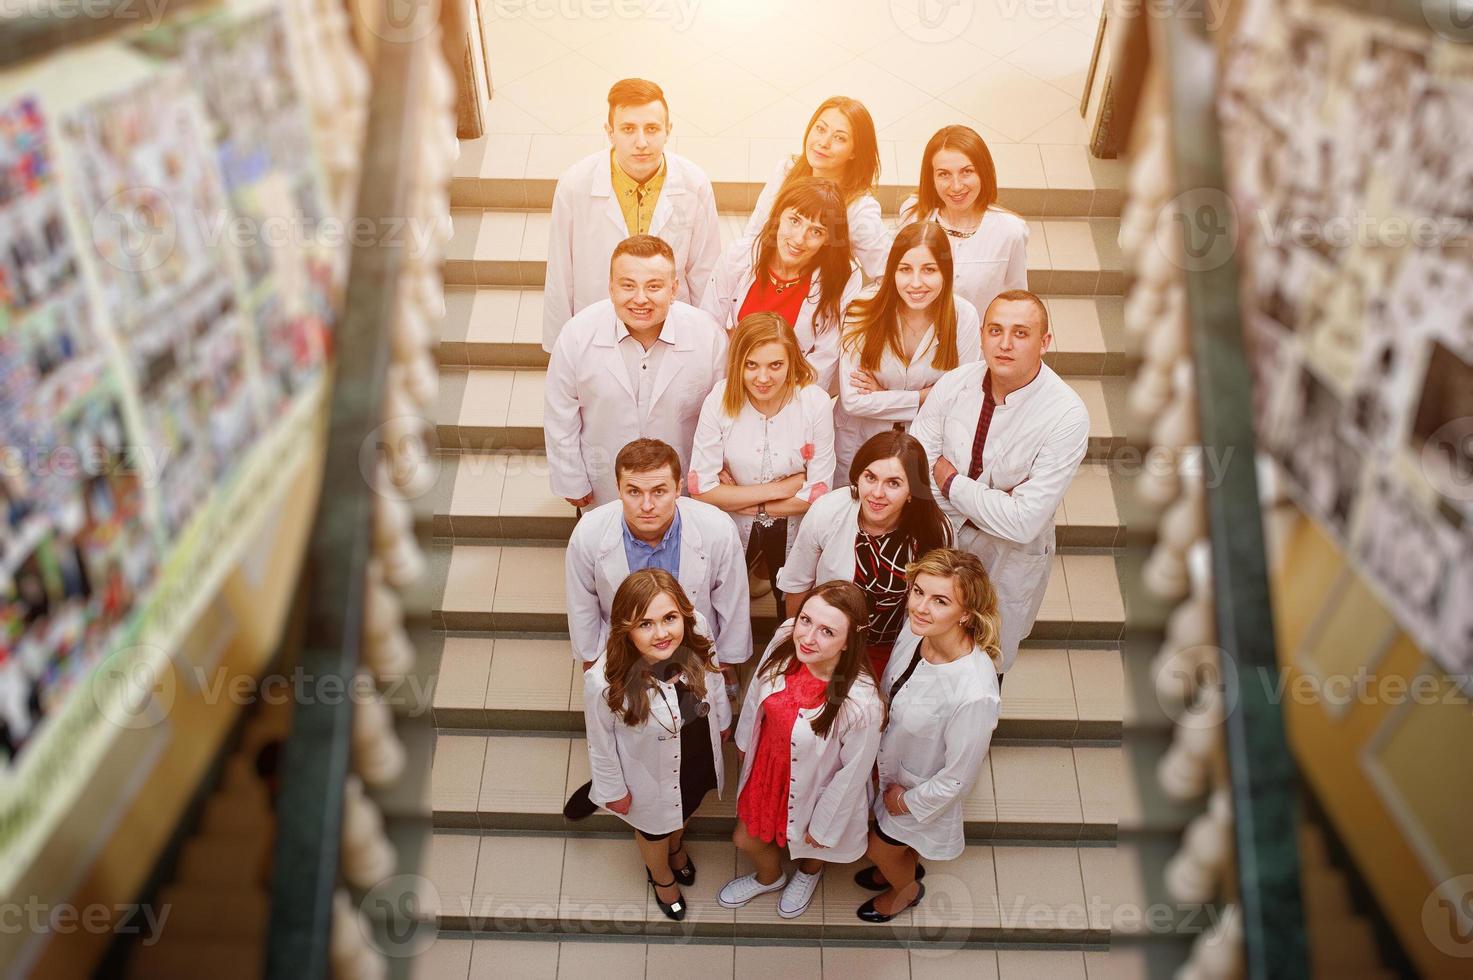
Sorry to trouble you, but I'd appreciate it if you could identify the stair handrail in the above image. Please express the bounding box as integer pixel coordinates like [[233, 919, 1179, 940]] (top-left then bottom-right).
[[262, 29, 426, 980], [1159, 3, 1309, 976]]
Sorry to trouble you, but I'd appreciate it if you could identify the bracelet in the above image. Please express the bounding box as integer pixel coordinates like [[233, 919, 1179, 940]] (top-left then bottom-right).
[[942, 472, 958, 499]]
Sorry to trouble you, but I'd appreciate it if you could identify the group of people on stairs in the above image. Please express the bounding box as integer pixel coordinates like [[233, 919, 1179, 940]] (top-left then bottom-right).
[[534, 77, 1090, 923]]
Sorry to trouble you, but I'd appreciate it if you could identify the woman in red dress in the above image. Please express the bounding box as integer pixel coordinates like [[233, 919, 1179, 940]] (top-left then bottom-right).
[[716, 581, 883, 918]]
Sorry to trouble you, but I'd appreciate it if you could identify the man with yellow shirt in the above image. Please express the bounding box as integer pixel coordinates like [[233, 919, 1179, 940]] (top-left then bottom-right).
[[543, 78, 722, 353]]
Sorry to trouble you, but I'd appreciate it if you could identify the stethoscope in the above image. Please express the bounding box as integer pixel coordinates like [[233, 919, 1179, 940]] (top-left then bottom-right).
[[650, 676, 711, 741]]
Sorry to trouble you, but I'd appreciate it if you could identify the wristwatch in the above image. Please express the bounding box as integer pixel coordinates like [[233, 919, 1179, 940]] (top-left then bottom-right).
[[755, 502, 774, 528]]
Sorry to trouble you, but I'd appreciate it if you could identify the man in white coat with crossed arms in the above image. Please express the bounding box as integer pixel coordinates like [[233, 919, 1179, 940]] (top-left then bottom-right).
[[542, 77, 721, 352], [912, 289, 1089, 677], [543, 234, 727, 508]]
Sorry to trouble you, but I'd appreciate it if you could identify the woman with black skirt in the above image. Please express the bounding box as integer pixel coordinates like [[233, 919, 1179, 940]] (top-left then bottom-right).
[[582, 569, 732, 921]]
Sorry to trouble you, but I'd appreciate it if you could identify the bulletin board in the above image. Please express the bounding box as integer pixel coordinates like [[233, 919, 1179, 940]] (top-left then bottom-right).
[[0, 3, 334, 894], [1219, 0, 1473, 681]]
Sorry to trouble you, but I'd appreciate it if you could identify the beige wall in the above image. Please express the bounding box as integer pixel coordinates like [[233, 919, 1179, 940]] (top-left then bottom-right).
[[1274, 515, 1473, 978]]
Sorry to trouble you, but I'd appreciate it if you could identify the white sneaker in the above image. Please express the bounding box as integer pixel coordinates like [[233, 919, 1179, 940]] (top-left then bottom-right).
[[717, 871, 788, 909], [778, 867, 823, 918]]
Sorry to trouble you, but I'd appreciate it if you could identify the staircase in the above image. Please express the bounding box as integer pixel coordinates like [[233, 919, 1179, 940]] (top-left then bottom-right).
[[122, 708, 286, 980], [416, 130, 1145, 977]]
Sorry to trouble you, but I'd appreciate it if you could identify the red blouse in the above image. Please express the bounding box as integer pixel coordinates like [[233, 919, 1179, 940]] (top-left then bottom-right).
[[738, 267, 811, 329], [737, 661, 829, 846]]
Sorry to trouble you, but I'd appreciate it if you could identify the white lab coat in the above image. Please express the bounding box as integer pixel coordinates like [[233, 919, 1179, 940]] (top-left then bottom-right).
[[746, 157, 890, 279], [700, 237, 865, 395], [773, 489, 863, 596], [911, 362, 1089, 672], [688, 383, 836, 555], [564, 497, 753, 665], [733, 624, 884, 863], [583, 650, 731, 836], [833, 295, 982, 482], [873, 623, 1000, 861], [543, 150, 722, 351], [898, 199, 1029, 318], [543, 300, 727, 506]]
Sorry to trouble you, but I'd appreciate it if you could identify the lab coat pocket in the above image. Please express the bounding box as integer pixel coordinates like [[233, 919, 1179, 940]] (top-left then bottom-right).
[[897, 763, 929, 791], [659, 215, 693, 253]]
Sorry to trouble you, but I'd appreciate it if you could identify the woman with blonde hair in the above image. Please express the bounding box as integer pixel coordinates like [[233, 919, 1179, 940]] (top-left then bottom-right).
[[703, 177, 864, 393], [582, 569, 732, 922], [716, 581, 884, 918], [835, 221, 982, 481], [690, 313, 836, 608], [850, 547, 1003, 923], [743, 96, 888, 278], [898, 125, 1028, 317]]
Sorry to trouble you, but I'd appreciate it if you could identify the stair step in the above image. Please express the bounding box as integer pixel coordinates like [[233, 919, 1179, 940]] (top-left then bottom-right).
[[432, 637, 1122, 741], [431, 543, 1123, 641], [451, 135, 1127, 218], [444, 209, 1128, 296], [1309, 919, 1388, 971], [199, 790, 272, 837], [435, 368, 1128, 462], [424, 451, 1123, 551], [424, 831, 1111, 945], [126, 942, 261, 980], [439, 285, 1134, 376], [1302, 866, 1355, 920], [176, 832, 270, 888], [153, 884, 269, 941], [430, 730, 1119, 842], [416, 935, 1122, 978]]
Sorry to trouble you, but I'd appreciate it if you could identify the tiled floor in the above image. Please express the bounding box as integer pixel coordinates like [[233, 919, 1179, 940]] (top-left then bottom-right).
[[479, 0, 1104, 147], [418, 935, 1128, 980]]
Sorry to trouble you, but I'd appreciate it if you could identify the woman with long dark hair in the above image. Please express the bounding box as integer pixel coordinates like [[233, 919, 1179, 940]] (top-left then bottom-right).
[[702, 177, 864, 393], [716, 581, 883, 918], [898, 125, 1028, 317], [582, 569, 731, 922], [835, 221, 981, 481], [775, 431, 953, 678], [742, 96, 888, 278]]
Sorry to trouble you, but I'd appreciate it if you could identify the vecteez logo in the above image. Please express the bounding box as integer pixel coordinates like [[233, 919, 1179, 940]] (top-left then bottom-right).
[[891, 0, 975, 43]]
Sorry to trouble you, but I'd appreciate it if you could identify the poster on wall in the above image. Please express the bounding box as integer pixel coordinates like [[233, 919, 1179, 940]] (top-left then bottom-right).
[[0, 8, 342, 892], [60, 75, 264, 541], [164, 8, 334, 415], [1220, 0, 1473, 677], [0, 97, 160, 765]]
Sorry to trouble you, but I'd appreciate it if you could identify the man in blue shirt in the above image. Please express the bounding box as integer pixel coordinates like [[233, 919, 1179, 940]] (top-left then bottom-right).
[[566, 439, 752, 672], [621, 491, 681, 577]]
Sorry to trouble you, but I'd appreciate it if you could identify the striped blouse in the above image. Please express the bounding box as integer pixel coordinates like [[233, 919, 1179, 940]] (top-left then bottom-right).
[[853, 529, 914, 645]]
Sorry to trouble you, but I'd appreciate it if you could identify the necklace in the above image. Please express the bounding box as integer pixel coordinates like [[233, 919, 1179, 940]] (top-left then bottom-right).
[[768, 268, 804, 293], [938, 210, 981, 239]]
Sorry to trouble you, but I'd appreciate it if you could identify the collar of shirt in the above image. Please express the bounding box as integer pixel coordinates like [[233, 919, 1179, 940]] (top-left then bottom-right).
[[613, 315, 672, 348], [611, 152, 667, 213], [621, 506, 682, 576], [984, 362, 1048, 408]]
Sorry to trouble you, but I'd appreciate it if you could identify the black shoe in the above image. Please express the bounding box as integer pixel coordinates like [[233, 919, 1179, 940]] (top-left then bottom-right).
[[563, 780, 596, 820], [669, 845, 696, 886], [647, 870, 687, 921], [856, 882, 925, 923], [853, 863, 926, 891]]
